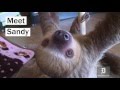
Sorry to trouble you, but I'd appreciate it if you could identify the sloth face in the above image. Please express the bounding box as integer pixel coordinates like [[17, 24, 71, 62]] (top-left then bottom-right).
[[36, 30, 81, 77]]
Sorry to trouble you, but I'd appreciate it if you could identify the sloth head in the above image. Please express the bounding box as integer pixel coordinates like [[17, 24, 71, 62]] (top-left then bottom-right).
[[36, 30, 82, 77]]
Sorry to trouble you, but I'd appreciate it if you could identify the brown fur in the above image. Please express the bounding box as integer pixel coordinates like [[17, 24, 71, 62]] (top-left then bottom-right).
[[14, 12, 120, 78]]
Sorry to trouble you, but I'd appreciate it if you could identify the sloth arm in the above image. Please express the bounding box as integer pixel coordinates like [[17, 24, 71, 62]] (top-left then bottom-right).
[[72, 13, 120, 63], [38, 12, 60, 35]]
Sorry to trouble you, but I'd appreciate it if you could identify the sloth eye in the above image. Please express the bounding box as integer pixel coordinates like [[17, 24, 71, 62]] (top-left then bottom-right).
[[66, 49, 74, 58]]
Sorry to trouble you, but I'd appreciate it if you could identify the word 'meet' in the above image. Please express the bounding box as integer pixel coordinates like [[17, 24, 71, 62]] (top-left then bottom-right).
[[5, 16, 27, 25], [5, 28, 31, 37]]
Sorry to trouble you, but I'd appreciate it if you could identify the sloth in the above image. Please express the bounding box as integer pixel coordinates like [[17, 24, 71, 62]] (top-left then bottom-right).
[[15, 12, 120, 78]]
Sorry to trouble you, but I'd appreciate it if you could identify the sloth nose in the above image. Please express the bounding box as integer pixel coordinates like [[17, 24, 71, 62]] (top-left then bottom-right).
[[53, 30, 72, 47], [54, 30, 70, 41]]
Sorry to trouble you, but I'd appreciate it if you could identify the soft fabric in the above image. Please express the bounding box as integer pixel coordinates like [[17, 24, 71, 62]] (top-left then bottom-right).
[[0, 36, 35, 78]]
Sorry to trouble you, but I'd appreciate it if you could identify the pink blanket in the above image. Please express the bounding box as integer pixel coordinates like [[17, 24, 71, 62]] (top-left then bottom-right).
[[0, 36, 35, 78]]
